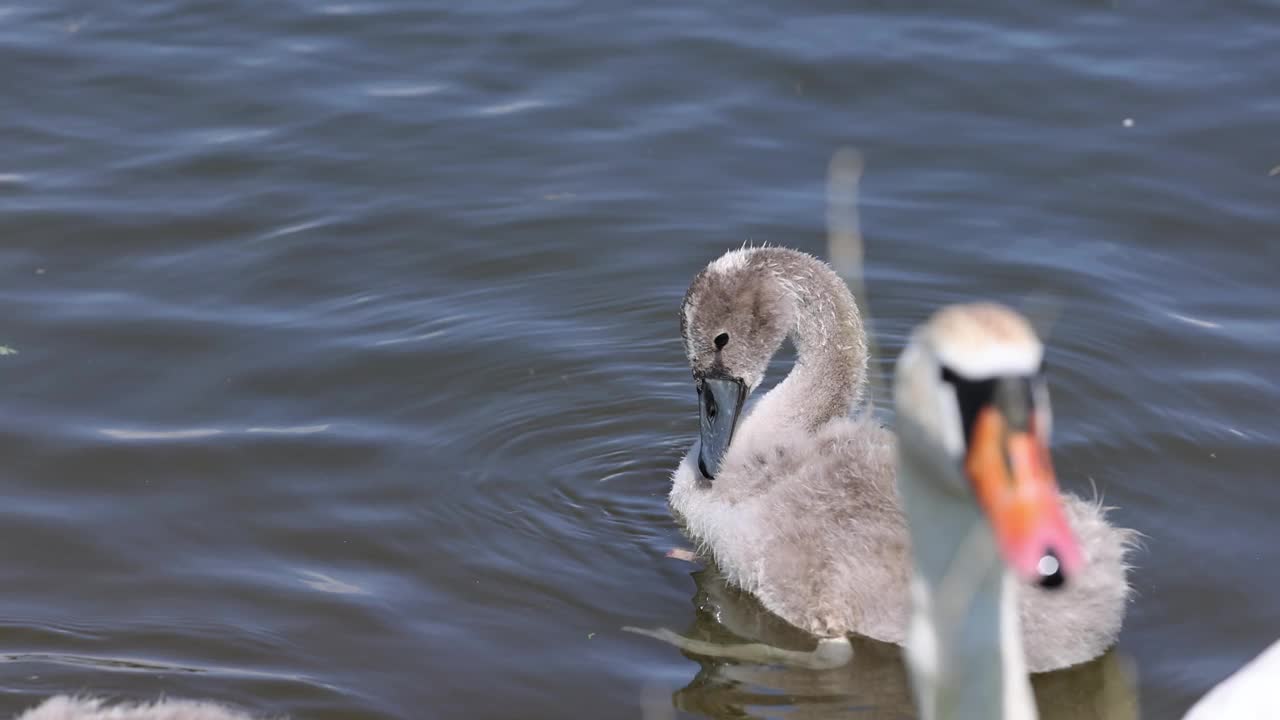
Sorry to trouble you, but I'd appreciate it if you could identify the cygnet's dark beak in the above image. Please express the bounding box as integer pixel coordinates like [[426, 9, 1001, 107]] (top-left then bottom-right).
[[697, 374, 746, 481]]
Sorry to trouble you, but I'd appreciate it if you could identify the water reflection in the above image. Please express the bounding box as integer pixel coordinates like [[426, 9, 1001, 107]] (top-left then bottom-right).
[[652, 565, 1139, 719]]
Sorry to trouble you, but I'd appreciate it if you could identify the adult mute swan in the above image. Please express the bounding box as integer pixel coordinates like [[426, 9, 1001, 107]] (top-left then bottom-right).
[[895, 301, 1280, 720], [893, 301, 1083, 719]]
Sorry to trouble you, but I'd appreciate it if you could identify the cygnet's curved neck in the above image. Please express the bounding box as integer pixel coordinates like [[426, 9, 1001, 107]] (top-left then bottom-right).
[[747, 248, 868, 431], [897, 425, 1037, 720]]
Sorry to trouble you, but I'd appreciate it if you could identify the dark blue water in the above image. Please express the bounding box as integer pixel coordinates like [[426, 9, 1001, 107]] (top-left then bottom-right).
[[0, 2, 1276, 717]]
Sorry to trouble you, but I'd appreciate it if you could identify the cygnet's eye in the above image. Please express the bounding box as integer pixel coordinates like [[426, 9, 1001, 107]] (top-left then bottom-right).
[[714, 332, 729, 350]]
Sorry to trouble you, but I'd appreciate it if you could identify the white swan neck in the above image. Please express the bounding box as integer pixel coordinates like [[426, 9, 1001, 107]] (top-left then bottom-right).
[[899, 450, 1039, 720]]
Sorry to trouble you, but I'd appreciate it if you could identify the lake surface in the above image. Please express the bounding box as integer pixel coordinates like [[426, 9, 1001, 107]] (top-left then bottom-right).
[[0, 1, 1276, 718]]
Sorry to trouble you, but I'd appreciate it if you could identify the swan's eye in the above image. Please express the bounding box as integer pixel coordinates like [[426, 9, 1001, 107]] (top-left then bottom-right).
[[940, 365, 1037, 446], [939, 365, 996, 447], [714, 332, 729, 350]]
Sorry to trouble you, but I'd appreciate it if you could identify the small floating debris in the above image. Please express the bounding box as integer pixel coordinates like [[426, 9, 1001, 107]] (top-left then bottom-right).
[[1269, 165, 1280, 177], [0, 346, 17, 356], [1121, 118, 1134, 128], [666, 548, 698, 563]]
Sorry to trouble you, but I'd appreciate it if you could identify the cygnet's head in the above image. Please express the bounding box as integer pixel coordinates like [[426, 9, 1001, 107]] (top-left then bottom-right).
[[680, 249, 795, 479], [894, 302, 1083, 589]]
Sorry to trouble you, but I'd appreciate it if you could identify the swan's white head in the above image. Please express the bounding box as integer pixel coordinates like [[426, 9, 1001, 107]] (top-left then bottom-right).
[[894, 302, 1083, 587]]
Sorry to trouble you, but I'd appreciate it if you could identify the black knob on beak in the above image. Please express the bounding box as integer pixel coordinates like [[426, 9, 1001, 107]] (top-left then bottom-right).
[[1036, 548, 1065, 589]]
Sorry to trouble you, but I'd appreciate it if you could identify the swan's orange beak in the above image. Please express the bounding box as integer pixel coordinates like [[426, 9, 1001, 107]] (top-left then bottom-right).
[[965, 405, 1083, 588]]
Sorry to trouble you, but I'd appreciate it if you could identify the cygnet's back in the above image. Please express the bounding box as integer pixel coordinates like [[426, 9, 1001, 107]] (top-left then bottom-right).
[[675, 415, 908, 641]]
